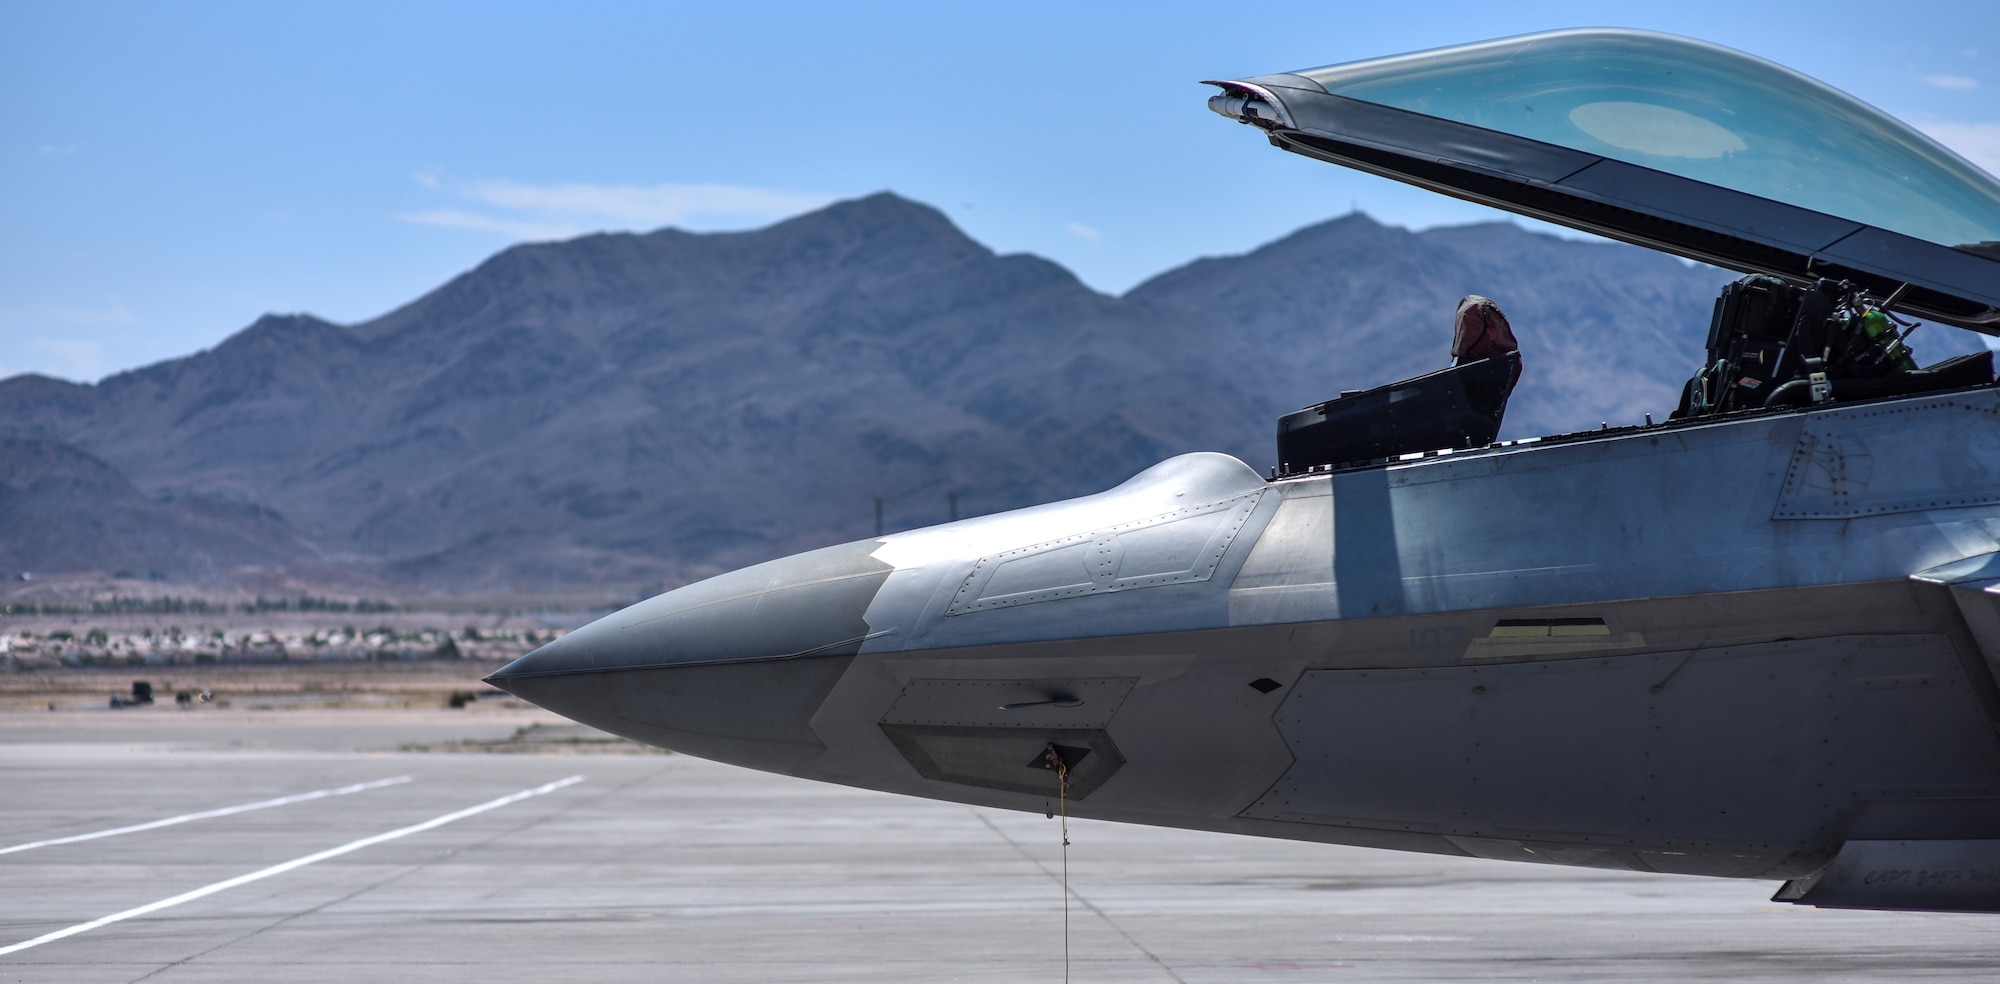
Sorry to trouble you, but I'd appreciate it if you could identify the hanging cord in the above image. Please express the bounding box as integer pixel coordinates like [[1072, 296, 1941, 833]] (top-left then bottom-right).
[[1042, 743, 1071, 984]]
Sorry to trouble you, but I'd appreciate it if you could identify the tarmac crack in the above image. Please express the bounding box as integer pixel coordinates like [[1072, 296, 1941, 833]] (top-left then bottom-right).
[[970, 807, 1188, 984]]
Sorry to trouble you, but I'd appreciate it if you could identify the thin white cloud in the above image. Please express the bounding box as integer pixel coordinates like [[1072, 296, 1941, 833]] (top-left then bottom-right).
[[24, 338, 106, 380], [462, 179, 831, 226], [1917, 122, 2000, 176], [1064, 221, 1101, 242], [1922, 74, 1980, 91], [399, 176, 835, 241], [395, 209, 584, 242], [0, 300, 135, 330], [0, 302, 131, 382]]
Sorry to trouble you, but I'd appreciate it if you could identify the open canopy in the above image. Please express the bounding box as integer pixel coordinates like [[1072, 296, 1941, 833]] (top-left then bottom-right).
[[1210, 29, 2000, 331]]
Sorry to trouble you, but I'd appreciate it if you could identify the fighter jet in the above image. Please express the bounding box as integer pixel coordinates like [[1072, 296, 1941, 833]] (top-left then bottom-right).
[[490, 28, 2000, 912]]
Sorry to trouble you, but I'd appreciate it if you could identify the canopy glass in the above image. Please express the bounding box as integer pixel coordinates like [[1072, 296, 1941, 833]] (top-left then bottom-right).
[[1293, 29, 2000, 254]]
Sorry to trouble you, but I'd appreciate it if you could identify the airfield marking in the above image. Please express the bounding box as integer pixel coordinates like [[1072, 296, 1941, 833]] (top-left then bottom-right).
[[0, 774, 584, 957], [0, 776, 414, 857]]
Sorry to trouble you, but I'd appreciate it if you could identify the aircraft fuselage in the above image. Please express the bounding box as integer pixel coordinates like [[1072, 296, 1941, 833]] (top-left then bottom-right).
[[492, 386, 2000, 910]]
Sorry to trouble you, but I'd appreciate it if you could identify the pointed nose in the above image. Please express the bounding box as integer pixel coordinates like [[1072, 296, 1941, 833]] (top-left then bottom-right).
[[486, 539, 891, 772]]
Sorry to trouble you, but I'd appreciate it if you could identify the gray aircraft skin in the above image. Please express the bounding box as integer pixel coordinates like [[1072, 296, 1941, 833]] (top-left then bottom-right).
[[490, 29, 2000, 912]]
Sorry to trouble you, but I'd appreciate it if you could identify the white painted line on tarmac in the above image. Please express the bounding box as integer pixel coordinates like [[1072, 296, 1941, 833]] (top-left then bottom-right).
[[0, 776, 415, 857], [0, 774, 585, 957]]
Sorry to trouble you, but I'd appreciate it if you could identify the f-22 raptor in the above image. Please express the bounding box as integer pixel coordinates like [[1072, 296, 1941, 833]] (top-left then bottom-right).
[[492, 29, 2000, 912]]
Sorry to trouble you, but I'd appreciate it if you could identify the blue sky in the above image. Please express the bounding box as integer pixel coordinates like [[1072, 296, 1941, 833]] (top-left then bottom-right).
[[3, 0, 1995, 382]]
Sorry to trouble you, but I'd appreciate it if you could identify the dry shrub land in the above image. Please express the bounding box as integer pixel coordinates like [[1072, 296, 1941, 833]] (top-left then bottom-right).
[[0, 662, 519, 713], [0, 584, 590, 711], [2, 618, 553, 670]]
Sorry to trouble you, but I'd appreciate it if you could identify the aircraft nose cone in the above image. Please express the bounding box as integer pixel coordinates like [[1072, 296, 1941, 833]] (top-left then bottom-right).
[[486, 539, 891, 772]]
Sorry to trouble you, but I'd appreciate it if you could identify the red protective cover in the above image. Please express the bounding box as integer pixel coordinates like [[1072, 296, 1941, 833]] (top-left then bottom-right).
[[1451, 295, 1522, 386]]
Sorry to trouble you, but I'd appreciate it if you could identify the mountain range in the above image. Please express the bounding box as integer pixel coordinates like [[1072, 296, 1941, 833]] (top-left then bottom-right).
[[8, 192, 1972, 593]]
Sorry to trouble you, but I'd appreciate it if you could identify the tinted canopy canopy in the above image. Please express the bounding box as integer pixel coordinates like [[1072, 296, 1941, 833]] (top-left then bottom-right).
[[1212, 29, 2000, 331]]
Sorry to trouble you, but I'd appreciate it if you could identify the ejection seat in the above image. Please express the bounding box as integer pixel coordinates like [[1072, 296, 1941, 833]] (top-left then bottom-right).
[[1674, 274, 1999, 419]]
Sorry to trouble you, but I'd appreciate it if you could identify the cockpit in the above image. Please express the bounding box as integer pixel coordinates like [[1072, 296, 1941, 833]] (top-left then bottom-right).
[[1213, 29, 2000, 473]]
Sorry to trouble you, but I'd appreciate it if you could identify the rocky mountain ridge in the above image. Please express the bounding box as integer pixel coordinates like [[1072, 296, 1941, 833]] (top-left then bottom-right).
[[13, 192, 1954, 593]]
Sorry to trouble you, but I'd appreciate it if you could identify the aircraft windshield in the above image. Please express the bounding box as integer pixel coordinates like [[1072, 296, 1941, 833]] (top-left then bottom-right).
[[1294, 29, 2000, 254]]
